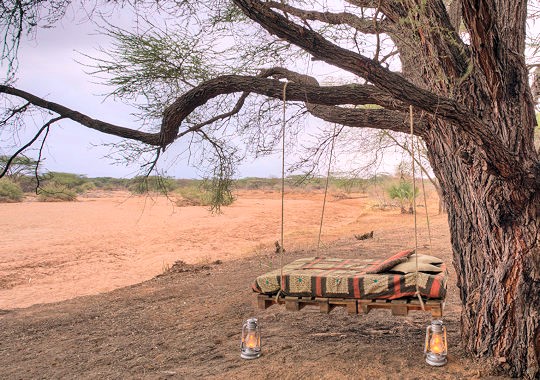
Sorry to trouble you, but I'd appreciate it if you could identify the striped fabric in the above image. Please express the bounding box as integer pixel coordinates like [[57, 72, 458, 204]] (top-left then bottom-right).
[[252, 256, 447, 300], [365, 249, 415, 273]]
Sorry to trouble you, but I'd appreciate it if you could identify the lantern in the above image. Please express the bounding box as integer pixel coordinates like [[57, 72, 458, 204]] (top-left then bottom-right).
[[241, 318, 261, 359], [424, 320, 448, 366]]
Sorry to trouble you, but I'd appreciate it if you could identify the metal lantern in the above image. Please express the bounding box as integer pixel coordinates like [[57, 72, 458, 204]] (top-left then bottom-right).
[[241, 318, 261, 359], [424, 320, 448, 366]]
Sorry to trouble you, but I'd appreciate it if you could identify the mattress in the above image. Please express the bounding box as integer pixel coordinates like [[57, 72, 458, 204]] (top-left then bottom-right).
[[252, 253, 447, 300]]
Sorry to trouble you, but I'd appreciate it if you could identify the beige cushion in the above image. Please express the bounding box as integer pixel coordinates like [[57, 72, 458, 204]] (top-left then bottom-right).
[[390, 261, 443, 274], [409, 254, 444, 264]]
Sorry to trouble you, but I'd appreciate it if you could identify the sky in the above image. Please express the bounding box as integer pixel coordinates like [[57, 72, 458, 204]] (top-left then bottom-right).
[[9, 9, 284, 179]]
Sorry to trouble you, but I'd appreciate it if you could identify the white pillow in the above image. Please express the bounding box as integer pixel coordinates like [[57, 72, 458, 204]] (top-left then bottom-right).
[[390, 261, 443, 274], [409, 254, 444, 264]]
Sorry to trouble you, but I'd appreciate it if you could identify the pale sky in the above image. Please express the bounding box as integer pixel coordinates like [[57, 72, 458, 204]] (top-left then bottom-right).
[[11, 10, 283, 179]]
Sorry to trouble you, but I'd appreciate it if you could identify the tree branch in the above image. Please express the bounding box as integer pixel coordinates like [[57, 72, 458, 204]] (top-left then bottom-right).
[[265, 1, 392, 34], [0, 85, 162, 145], [307, 105, 420, 135], [232, 0, 476, 127], [261, 67, 423, 135], [0, 115, 63, 179], [2, 67, 530, 185], [0, 101, 29, 125], [345, 0, 381, 9], [0, 74, 407, 148], [461, 0, 528, 99], [160, 73, 410, 146], [177, 92, 250, 139]]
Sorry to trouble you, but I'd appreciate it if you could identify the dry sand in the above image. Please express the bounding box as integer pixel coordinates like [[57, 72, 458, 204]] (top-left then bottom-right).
[[1, 190, 399, 309]]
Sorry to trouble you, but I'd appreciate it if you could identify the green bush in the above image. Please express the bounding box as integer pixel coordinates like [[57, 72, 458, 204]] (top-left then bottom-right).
[[0, 178, 24, 202], [175, 185, 235, 207], [16, 175, 39, 193], [387, 181, 418, 214], [40, 172, 98, 194], [175, 186, 213, 206], [331, 177, 369, 193], [128, 176, 178, 194], [44, 172, 86, 187], [78, 181, 96, 193], [234, 177, 279, 190], [91, 177, 130, 190], [37, 183, 77, 202]]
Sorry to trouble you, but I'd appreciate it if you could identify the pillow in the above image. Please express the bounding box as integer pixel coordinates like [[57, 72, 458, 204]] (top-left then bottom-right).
[[389, 261, 443, 274], [366, 249, 415, 274], [409, 254, 444, 264]]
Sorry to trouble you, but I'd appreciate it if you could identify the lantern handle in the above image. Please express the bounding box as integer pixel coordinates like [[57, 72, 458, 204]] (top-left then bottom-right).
[[424, 324, 431, 354], [241, 322, 247, 348]]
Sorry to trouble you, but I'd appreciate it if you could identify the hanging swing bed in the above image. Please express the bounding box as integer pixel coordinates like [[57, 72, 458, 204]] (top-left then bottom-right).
[[252, 250, 447, 318], [249, 88, 447, 319]]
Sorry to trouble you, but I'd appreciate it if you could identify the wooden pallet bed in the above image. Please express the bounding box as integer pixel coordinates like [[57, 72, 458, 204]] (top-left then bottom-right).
[[252, 251, 447, 318], [257, 294, 444, 318]]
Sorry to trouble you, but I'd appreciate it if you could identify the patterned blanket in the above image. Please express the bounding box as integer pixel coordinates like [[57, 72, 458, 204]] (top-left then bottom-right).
[[252, 255, 447, 300]]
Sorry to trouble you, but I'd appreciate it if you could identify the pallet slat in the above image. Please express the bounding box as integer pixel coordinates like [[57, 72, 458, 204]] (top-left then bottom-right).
[[256, 294, 444, 318]]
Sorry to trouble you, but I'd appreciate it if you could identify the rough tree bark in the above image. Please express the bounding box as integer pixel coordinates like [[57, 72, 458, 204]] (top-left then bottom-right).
[[385, 1, 540, 377], [383, 2, 540, 377], [1, 0, 539, 377]]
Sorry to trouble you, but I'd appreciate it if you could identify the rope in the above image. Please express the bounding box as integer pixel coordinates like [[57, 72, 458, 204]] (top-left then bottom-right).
[[317, 124, 337, 250], [278, 81, 288, 296], [410, 105, 425, 311], [415, 138, 433, 250]]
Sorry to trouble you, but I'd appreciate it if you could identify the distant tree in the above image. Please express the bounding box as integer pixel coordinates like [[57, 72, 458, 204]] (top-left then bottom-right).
[[0, 155, 38, 180]]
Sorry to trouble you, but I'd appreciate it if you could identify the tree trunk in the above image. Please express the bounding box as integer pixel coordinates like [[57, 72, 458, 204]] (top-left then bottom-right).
[[389, 2, 540, 375], [426, 129, 540, 378]]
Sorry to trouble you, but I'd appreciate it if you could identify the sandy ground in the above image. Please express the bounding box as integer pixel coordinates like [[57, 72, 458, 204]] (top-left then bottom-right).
[[1, 189, 398, 309], [0, 190, 509, 379]]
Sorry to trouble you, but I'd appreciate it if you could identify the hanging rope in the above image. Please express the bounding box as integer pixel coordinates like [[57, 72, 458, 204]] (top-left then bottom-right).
[[410, 105, 425, 311], [277, 81, 288, 298], [415, 138, 433, 250], [317, 124, 337, 250]]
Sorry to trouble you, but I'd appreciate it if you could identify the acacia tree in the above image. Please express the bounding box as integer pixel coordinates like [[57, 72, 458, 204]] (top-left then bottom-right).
[[1, 0, 539, 377]]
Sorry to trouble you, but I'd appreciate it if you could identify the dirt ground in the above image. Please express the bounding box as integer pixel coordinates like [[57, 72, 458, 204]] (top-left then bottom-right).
[[0, 190, 507, 379]]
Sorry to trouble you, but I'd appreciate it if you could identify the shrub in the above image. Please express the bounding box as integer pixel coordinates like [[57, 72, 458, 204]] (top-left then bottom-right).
[[91, 177, 130, 190], [37, 183, 77, 202], [175, 185, 235, 208], [44, 172, 86, 187], [77, 181, 96, 193], [40, 172, 99, 194], [387, 181, 418, 214], [128, 176, 178, 194], [16, 175, 39, 192], [0, 179, 24, 202], [331, 177, 369, 193], [175, 186, 213, 206]]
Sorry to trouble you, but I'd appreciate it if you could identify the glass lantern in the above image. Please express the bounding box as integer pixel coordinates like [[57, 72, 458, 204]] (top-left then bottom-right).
[[424, 320, 448, 366], [241, 318, 261, 359]]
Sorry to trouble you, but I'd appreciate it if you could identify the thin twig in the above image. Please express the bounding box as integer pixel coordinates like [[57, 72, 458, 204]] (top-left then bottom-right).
[[0, 116, 63, 179], [35, 122, 52, 192]]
